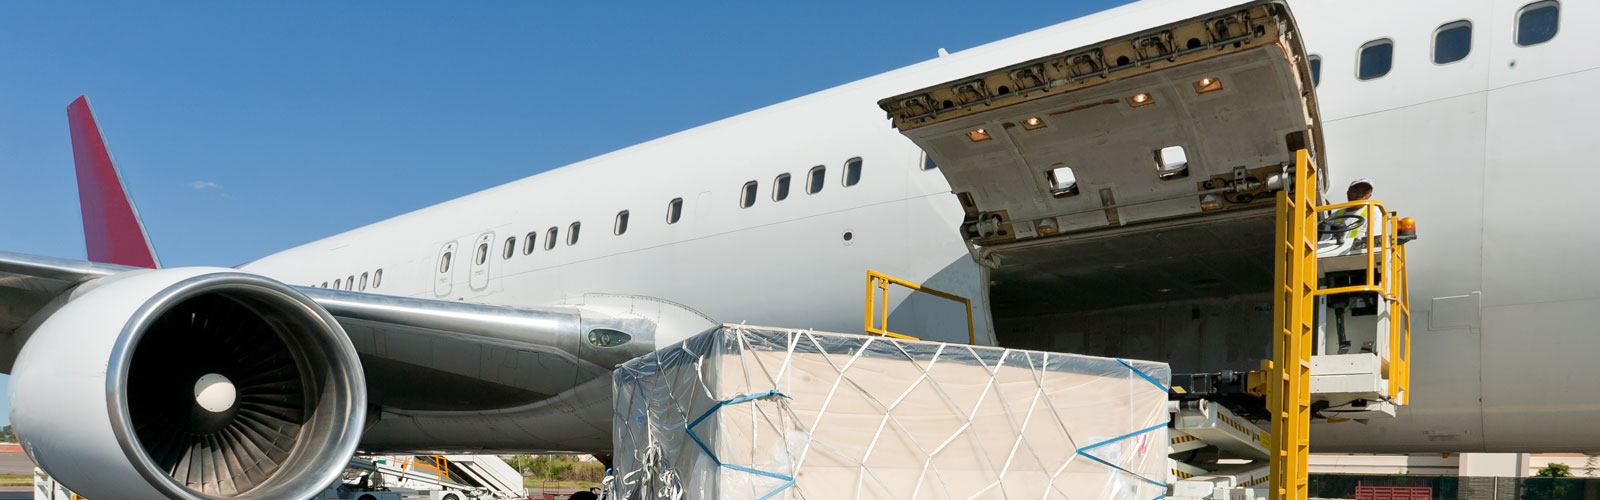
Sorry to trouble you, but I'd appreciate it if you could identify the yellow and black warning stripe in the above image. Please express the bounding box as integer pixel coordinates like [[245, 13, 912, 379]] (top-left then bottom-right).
[[1217, 413, 1264, 444]]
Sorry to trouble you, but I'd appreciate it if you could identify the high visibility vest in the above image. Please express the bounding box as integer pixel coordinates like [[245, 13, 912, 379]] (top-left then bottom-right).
[[1343, 205, 1379, 243]]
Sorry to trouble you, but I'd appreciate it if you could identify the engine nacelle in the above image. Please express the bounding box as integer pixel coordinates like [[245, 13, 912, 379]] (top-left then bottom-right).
[[10, 268, 366, 500]]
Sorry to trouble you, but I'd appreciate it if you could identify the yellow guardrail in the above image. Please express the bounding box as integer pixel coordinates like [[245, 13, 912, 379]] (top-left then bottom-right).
[[1310, 200, 1398, 299], [864, 270, 975, 344], [1309, 199, 1412, 405]]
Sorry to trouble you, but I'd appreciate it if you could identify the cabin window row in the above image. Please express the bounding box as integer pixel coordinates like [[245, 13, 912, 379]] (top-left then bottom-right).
[[1305, 1, 1560, 85], [483, 157, 866, 264], [492, 221, 587, 262], [318, 268, 383, 291], [496, 210, 629, 261], [738, 157, 863, 210]]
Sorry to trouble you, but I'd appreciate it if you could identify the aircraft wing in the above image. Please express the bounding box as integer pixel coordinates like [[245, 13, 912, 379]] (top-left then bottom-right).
[[0, 248, 677, 404], [0, 251, 128, 360]]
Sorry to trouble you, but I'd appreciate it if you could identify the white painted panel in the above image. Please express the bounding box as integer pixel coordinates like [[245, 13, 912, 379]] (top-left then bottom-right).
[[1482, 69, 1600, 307], [1430, 293, 1482, 332], [1479, 298, 1600, 451]]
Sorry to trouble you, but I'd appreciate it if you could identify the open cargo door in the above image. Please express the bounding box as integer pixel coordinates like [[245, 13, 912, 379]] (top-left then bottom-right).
[[882, 0, 1323, 245], [879, 0, 1326, 326]]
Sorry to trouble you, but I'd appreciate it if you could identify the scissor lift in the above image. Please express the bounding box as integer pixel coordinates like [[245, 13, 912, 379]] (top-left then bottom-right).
[[1166, 151, 1413, 500], [1266, 151, 1412, 500]]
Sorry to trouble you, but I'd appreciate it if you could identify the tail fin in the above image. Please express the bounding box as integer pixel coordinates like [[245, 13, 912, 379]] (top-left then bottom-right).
[[66, 95, 160, 269]]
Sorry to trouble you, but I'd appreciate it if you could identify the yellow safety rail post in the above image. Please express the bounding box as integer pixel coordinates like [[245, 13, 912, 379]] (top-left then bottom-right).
[[1398, 243, 1411, 403], [1269, 149, 1317, 500], [863, 270, 976, 344], [1308, 199, 1412, 404]]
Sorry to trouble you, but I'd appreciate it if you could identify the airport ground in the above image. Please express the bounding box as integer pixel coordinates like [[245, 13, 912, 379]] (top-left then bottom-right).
[[0, 450, 34, 500], [1, 447, 1590, 499]]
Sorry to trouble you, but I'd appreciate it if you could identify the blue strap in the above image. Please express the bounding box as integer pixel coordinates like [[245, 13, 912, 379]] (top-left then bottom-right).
[[1118, 358, 1168, 392], [1112, 357, 1173, 499], [685, 390, 795, 499], [724, 464, 797, 500], [1075, 422, 1170, 489]]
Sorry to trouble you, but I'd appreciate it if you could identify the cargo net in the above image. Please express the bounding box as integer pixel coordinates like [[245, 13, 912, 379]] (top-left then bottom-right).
[[612, 325, 1170, 500]]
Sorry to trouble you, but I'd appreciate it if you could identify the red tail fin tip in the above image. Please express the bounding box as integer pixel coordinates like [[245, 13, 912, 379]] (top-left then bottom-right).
[[66, 95, 160, 269]]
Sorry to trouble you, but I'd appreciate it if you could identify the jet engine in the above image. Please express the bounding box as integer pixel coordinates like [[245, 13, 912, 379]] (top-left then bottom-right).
[[9, 268, 366, 500]]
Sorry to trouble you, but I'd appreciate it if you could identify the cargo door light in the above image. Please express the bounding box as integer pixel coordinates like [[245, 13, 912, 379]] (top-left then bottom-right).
[[1194, 77, 1224, 94]]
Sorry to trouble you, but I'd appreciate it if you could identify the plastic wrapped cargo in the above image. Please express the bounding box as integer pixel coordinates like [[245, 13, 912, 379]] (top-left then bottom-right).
[[611, 325, 1170, 500]]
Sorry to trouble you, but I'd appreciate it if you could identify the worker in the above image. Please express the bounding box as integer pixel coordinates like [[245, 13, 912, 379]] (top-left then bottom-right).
[[1325, 178, 1378, 355], [1343, 178, 1375, 242]]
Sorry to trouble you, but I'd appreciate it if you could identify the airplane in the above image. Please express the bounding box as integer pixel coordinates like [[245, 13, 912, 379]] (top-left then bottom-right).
[[0, 0, 1593, 498]]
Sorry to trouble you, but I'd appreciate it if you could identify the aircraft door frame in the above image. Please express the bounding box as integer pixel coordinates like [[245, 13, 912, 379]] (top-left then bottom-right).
[[469, 232, 494, 291], [433, 241, 457, 297]]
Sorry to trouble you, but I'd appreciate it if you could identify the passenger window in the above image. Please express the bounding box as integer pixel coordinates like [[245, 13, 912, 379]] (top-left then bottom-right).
[[359, 272, 369, 291], [373, 269, 383, 288], [439, 252, 452, 273], [615, 210, 629, 235], [922, 153, 938, 171], [475, 243, 488, 265], [503, 237, 516, 259], [773, 174, 791, 201], [334, 278, 341, 289], [843, 157, 863, 187], [1517, 1, 1559, 47], [545, 227, 558, 250], [667, 198, 683, 224], [1357, 39, 1393, 80], [740, 181, 758, 208], [806, 165, 826, 194], [523, 232, 536, 255], [1433, 21, 1472, 64], [345, 275, 354, 291], [568, 222, 581, 245], [1307, 55, 1322, 86]]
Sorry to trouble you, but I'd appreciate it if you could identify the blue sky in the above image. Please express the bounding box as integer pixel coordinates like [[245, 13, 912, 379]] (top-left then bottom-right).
[[0, 1, 1131, 425]]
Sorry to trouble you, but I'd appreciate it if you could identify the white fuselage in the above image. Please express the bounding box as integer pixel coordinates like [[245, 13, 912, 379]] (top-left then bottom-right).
[[243, 0, 1600, 453]]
